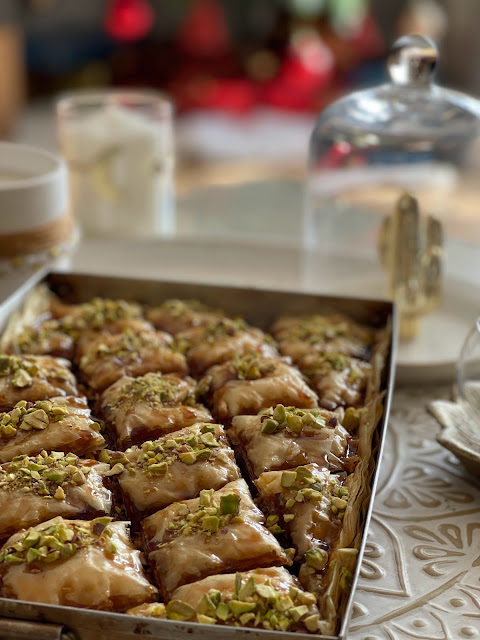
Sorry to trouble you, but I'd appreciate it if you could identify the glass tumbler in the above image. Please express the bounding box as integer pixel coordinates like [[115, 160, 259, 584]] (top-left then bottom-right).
[[56, 90, 175, 237]]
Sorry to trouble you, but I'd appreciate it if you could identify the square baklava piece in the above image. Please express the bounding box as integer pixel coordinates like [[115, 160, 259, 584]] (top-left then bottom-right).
[[230, 405, 352, 479], [199, 354, 318, 423], [142, 479, 288, 598], [256, 464, 349, 587], [300, 353, 372, 411], [78, 329, 188, 394], [271, 314, 376, 363], [0, 396, 105, 462], [147, 299, 224, 335], [0, 451, 112, 539], [2, 319, 75, 360], [175, 318, 277, 377], [129, 567, 326, 634], [51, 296, 144, 325], [52, 296, 154, 359], [99, 372, 212, 449], [116, 422, 240, 523], [0, 355, 78, 411], [0, 516, 156, 610]]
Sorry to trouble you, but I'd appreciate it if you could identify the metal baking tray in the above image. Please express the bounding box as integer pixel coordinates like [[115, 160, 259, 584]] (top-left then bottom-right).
[[0, 271, 396, 640]]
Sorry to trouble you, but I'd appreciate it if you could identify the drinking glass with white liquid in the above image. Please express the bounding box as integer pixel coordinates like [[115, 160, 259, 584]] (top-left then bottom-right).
[[56, 90, 175, 237]]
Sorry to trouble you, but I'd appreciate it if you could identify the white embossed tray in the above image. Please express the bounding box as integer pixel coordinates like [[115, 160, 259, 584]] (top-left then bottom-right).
[[350, 385, 480, 640]]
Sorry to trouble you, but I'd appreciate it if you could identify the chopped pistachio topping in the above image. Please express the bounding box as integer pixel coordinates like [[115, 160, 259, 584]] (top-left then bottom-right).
[[343, 407, 361, 431], [108, 372, 196, 410], [260, 405, 326, 436], [158, 298, 211, 318], [0, 400, 69, 439], [165, 489, 242, 538], [305, 547, 328, 571], [0, 355, 40, 387], [0, 517, 115, 568], [0, 450, 93, 497], [60, 297, 141, 334], [133, 424, 222, 476], [275, 467, 349, 521], [0, 355, 70, 388], [204, 318, 247, 341], [229, 354, 276, 381], [166, 599, 196, 621], [165, 573, 320, 632], [14, 320, 68, 354], [175, 318, 248, 354], [82, 329, 169, 367], [286, 317, 350, 343]]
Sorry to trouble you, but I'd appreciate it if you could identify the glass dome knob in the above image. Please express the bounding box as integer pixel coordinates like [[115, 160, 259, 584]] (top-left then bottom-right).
[[387, 34, 438, 87]]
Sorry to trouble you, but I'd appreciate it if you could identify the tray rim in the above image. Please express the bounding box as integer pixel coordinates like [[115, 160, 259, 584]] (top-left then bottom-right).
[[0, 270, 397, 640]]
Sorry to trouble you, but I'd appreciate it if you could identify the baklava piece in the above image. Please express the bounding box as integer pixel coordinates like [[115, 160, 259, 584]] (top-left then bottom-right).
[[116, 423, 240, 523], [3, 319, 74, 360], [99, 372, 212, 450], [52, 296, 153, 358], [0, 451, 112, 539], [0, 355, 78, 411], [200, 354, 317, 423], [51, 296, 143, 324], [157, 568, 325, 634], [0, 396, 105, 463], [0, 517, 157, 610], [300, 353, 371, 411], [271, 314, 376, 363], [143, 479, 288, 598], [175, 318, 277, 377], [256, 464, 349, 578], [147, 299, 224, 335], [230, 405, 351, 479], [78, 329, 187, 394]]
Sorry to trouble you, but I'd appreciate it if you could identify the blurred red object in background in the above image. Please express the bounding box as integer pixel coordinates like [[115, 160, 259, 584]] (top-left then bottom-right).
[[104, 0, 154, 42], [262, 29, 334, 111], [177, 0, 231, 58]]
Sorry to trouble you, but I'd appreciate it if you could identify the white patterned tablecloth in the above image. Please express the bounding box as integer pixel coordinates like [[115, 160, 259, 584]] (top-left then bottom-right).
[[350, 385, 480, 640]]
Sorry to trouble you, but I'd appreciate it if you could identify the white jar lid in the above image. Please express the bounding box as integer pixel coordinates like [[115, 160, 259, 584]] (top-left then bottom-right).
[[0, 143, 68, 234]]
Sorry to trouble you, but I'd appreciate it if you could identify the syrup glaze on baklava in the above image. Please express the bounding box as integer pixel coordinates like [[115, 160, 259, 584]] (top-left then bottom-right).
[[0, 290, 388, 636]]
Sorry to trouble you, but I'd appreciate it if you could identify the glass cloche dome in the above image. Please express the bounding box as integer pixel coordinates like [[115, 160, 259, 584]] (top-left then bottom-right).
[[304, 34, 480, 340]]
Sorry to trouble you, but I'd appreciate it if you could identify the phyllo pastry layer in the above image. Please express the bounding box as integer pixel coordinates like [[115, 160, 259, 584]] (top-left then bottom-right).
[[0, 355, 78, 411], [300, 353, 372, 411], [230, 405, 350, 479], [117, 423, 240, 523], [0, 396, 105, 463], [99, 372, 212, 450], [147, 299, 224, 335], [256, 464, 349, 564], [142, 479, 288, 598], [145, 567, 326, 634], [0, 516, 157, 611], [0, 451, 112, 539], [271, 314, 376, 363], [199, 354, 318, 423], [175, 318, 277, 377], [3, 319, 75, 360], [78, 329, 188, 393]]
